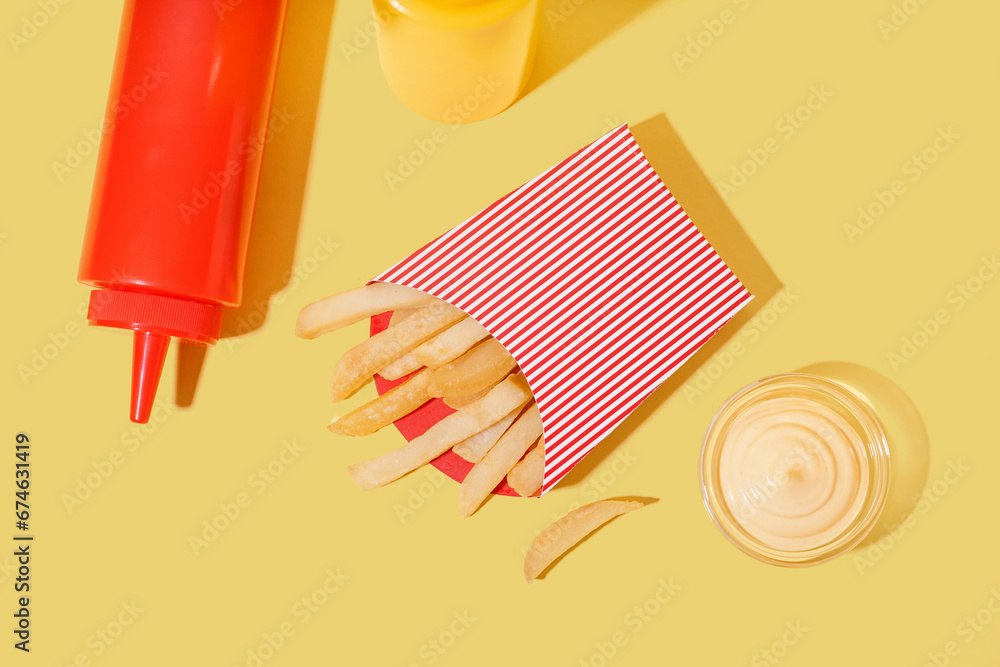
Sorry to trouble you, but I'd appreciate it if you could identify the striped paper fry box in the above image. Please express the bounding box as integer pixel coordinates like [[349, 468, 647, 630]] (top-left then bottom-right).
[[373, 124, 753, 495]]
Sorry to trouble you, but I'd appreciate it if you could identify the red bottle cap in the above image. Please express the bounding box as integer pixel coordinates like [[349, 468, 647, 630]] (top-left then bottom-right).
[[87, 289, 223, 423]]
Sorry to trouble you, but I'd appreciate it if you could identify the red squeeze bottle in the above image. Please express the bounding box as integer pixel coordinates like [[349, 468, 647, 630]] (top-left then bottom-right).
[[78, 0, 288, 423]]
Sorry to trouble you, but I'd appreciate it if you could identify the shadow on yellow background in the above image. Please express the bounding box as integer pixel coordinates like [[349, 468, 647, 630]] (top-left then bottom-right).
[[522, 0, 661, 97], [177, 0, 337, 407], [799, 361, 931, 548]]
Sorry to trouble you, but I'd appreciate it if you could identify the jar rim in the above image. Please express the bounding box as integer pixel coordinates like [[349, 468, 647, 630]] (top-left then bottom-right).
[[699, 373, 891, 567]]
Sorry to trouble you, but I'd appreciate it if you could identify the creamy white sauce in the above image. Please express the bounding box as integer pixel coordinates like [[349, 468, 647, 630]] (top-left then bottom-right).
[[718, 397, 869, 552]]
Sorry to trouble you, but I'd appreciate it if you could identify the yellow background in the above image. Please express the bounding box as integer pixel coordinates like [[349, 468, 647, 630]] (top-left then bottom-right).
[[3, 0, 999, 665]]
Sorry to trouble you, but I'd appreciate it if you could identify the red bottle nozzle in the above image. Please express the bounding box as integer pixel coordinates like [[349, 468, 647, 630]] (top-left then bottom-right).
[[131, 332, 170, 423], [87, 289, 223, 423]]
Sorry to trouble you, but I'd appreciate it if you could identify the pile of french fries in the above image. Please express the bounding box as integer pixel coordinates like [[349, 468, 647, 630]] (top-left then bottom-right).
[[297, 282, 651, 581], [295, 282, 546, 515]]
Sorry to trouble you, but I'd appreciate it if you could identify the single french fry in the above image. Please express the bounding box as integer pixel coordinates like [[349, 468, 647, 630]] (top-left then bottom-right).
[[443, 385, 497, 410], [347, 375, 532, 490], [442, 369, 507, 409], [378, 311, 426, 378], [330, 302, 466, 400], [523, 500, 645, 582], [507, 438, 545, 497], [296, 283, 437, 339], [458, 405, 542, 517], [328, 370, 432, 436], [378, 352, 423, 381], [388, 308, 419, 327], [428, 338, 517, 398], [451, 408, 519, 462], [412, 317, 491, 368]]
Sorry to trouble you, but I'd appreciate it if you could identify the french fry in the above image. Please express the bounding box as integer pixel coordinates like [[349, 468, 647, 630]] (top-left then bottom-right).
[[378, 352, 423, 381], [330, 303, 466, 401], [296, 283, 437, 339], [507, 438, 544, 497], [347, 375, 532, 490], [412, 317, 491, 368], [381, 317, 492, 381], [443, 386, 492, 410], [329, 370, 432, 436], [428, 338, 517, 398], [388, 308, 419, 327], [451, 408, 519, 462], [523, 500, 645, 582], [378, 307, 425, 378], [458, 405, 542, 517]]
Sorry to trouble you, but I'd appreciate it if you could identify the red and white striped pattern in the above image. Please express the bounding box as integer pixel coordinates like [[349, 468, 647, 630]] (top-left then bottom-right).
[[375, 125, 752, 494]]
